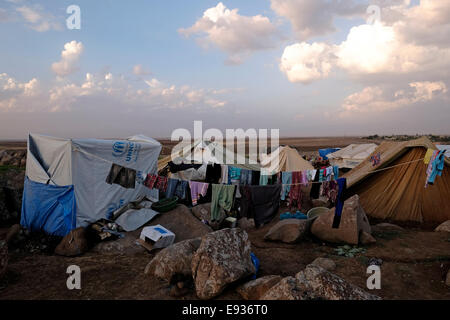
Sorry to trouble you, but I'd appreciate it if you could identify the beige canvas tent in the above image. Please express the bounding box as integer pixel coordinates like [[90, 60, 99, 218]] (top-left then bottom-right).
[[260, 146, 314, 174], [343, 137, 450, 223], [327, 143, 378, 169]]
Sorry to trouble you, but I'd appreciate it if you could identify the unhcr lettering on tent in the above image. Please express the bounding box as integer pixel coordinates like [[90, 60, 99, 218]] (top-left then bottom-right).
[[170, 121, 279, 175], [111, 141, 141, 163]]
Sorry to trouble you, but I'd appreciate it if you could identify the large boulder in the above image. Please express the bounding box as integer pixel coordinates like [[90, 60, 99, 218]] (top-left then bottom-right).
[[237, 217, 255, 231], [55, 227, 89, 256], [264, 219, 309, 243], [144, 238, 201, 282], [435, 220, 450, 233], [191, 228, 255, 300], [0, 240, 7, 279], [309, 257, 336, 271], [295, 265, 381, 300], [260, 276, 309, 300], [311, 195, 371, 245], [191, 203, 211, 222], [237, 275, 282, 300], [149, 204, 212, 242]]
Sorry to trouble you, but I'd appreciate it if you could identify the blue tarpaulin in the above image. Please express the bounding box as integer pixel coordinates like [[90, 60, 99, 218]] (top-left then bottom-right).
[[21, 177, 76, 237], [319, 148, 340, 160]]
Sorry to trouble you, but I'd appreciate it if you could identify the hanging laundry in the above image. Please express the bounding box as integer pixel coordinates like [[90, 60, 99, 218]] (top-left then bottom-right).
[[228, 166, 242, 184], [306, 169, 317, 181], [205, 163, 222, 184], [155, 176, 168, 192], [423, 148, 435, 164], [105, 163, 136, 189], [168, 162, 202, 173], [240, 169, 253, 185], [280, 171, 292, 201], [259, 174, 269, 186], [211, 184, 236, 221], [333, 166, 339, 179], [143, 174, 158, 189], [321, 180, 338, 204], [189, 181, 209, 206], [288, 171, 304, 211], [220, 165, 229, 184], [426, 149, 446, 186], [332, 178, 347, 229], [310, 169, 321, 199], [300, 171, 308, 185], [166, 178, 189, 200], [425, 150, 439, 187], [239, 184, 281, 227], [370, 153, 381, 166], [251, 170, 261, 185], [325, 166, 333, 181]]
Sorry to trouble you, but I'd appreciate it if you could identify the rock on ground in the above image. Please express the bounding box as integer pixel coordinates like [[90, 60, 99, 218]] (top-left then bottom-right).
[[295, 265, 381, 300], [309, 257, 336, 271], [237, 275, 282, 300], [191, 228, 255, 300], [360, 231, 377, 245], [237, 217, 255, 231], [149, 204, 212, 242], [191, 203, 211, 222], [5, 224, 21, 243], [54, 227, 89, 257], [264, 219, 309, 243], [435, 220, 450, 233], [372, 223, 404, 232], [91, 231, 145, 255], [145, 238, 201, 282], [0, 240, 7, 279], [260, 276, 309, 300], [311, 195, 371, 245]]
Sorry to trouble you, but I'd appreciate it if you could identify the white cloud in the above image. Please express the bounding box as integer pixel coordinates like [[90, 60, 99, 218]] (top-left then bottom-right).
[[132, 64, 151, 76], [279, 1, 450, 83], [340, 81, 448, 116], [270, 0, 365, 40], [51, 41, 84, 77], [280, 42, 334, 83], [16, 5, 62, 32], [0, 73, 42, 111], [0, 70, 230, 113], [179, 2, 279, 64]]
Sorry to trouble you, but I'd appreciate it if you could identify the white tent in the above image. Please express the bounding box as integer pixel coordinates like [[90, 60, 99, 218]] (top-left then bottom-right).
[[21, 133, 161, 236], [260, 146, 313, 174], [327, 143, 377, 169]]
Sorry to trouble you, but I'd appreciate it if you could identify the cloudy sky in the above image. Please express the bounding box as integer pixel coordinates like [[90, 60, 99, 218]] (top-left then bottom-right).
[[0, 0, 449, 139]]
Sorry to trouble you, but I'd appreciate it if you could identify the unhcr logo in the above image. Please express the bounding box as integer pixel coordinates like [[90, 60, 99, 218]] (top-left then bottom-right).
[[112, 141, 127, 157]]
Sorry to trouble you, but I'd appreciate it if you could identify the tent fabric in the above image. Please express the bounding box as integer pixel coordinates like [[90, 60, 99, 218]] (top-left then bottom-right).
[[343, 137, 450, 223], [260, 146, 313, 174], [436, 145, 450, 158], [22, 133, 161, 234], [158, 139, 261, 173], [21, 177, 76, 236], [327, 143, 378, 169], [318, 148, 340, 160]]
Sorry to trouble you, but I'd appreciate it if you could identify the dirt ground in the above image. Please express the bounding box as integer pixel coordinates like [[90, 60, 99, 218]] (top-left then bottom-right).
[[0, 207, 449, 300]]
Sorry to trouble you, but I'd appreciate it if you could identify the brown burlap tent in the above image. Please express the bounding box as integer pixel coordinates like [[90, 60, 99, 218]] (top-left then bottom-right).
[[343, 137, 450, 223]]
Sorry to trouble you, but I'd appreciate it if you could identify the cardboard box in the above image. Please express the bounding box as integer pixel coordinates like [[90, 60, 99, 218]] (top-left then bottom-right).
[[139, 225, 175, 249]]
